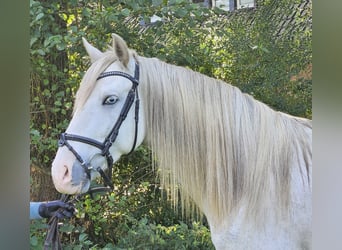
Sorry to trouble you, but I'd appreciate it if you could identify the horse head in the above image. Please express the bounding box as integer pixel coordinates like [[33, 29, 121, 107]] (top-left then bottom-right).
[[51, 34, 146, 194]]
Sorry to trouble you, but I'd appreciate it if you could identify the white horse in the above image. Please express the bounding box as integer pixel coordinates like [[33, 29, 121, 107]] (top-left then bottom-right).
[[52, 34, 312, 249]]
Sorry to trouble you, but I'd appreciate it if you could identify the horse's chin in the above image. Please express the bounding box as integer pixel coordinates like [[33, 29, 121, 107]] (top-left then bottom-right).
[[53, 178, 91, 195]]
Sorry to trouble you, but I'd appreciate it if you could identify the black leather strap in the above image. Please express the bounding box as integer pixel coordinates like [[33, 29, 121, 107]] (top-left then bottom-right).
[[58, 62, 140, 189]]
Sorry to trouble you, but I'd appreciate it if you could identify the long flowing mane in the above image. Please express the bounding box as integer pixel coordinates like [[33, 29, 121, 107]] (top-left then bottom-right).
[[138, 56, 312, 224]]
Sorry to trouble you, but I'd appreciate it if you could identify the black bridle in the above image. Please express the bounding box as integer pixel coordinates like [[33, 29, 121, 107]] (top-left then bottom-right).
[[58, 63, 140, 190]]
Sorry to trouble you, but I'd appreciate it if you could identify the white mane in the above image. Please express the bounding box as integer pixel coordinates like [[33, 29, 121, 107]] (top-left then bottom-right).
[[138, 56, 311, 225]]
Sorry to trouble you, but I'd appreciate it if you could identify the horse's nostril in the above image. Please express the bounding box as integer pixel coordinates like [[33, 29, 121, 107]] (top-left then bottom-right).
[[63, 165, 69, 179]]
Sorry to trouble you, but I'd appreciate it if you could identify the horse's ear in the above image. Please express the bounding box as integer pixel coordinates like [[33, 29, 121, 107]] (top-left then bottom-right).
[[111, 33, 129, 67], [82, 37, 103, 63]]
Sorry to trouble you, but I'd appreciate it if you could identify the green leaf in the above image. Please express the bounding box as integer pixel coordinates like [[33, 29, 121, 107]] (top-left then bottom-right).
[[152, 0, 163, 7], [56, 43, 66, 51], [30, 37, 38, 47], [174, 8, 188, 18], [35, 13, 44, 21], [59, 223, 75, 233], [121, 8, 130, 16], [79, 233, 88, 242], [54, 100, 62, 106], [30, 235, 38, 246], [36, 49, 45, 56], [168, 0, 177, 5]]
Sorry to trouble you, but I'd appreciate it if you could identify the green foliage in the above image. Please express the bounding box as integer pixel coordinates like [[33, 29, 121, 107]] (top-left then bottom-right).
[[30, 216, 213, 249], [30, 0, 76, 166], [113, 219, 213, 249], [30, 219, 47, 249], [30, 0, 311, 248]]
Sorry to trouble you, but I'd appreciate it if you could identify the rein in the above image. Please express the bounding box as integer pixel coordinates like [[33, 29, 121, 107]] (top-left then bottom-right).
[[44, 194, 70, 250], [44, 187, 111, 249], [58, 62, 140, 189]]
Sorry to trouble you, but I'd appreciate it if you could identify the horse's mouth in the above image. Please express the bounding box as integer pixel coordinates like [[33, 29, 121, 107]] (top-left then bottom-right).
[[55, 180, 90, 195]]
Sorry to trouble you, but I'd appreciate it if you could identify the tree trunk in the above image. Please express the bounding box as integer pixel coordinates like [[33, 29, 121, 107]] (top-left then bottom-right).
[[30, 164, 60, 201]]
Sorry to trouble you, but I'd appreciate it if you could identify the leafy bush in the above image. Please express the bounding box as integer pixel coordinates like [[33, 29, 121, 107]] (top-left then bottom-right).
[[30, 188, 214, 249]]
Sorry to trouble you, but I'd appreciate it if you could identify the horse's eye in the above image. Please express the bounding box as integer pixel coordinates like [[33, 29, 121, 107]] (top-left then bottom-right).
[[103, 95, 119, 105]]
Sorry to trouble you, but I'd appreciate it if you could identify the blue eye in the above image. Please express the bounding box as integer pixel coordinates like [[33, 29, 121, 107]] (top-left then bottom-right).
[[103, 95, 119, 105]]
